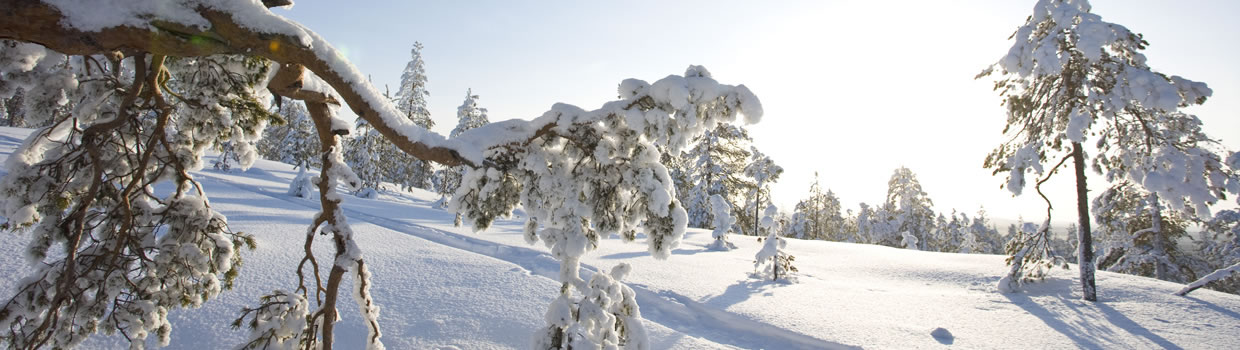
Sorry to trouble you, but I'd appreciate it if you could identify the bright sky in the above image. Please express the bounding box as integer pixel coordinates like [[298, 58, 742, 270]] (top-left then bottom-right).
[[276, 0, 1240, 223]]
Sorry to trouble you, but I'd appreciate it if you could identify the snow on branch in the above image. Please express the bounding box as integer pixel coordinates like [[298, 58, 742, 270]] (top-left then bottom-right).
[[0, 0, 762, 171]]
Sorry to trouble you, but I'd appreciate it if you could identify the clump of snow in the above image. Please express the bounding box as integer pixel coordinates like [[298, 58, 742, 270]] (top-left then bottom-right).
[[1065, 108, 1091, 143], [997, 274, 1018, 293], [1004, 143, 1044, 196], [287, 167, 313, 198], [900, 231, 919, 250]]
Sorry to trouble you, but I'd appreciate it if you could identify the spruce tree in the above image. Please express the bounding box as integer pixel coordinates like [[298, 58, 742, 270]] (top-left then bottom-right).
[[391, 42, 435, 191], [434, 89, 489, 216], [258, 98, 320, 169], [344, 117, 385, 197]]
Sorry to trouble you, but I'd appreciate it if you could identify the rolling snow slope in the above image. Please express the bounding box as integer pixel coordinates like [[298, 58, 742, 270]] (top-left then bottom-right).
[[0, 126, 1238, 349]]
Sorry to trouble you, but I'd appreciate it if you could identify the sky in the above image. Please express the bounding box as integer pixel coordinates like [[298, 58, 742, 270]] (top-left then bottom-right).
[[274, 0, 1240, 224]]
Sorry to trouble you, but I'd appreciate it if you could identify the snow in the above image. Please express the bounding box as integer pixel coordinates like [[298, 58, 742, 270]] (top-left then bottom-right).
[[45, 0, 210, 33], [1, 126, 1239, 349]]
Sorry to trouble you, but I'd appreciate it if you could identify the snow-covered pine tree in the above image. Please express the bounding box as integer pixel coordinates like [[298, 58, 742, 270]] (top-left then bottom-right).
[[785, 204, 810, 239], [536, 263, 649, 349], [0, 4, 764, 348], [885, 167, 935, 250], [344, 117, 383, 198], [390, 42, 435, 191], [0, 88, 38, 127], [856, 201, 903, 246], [1056, 223, 1080, 263], [755, 206, 795, 281], [1182, 209, 1240, 295], [680, 124, 753, 229], [459, 65, 761, 348], [661, 149, 693, 212], [258, 98, 321, 169], [0, 48, 273, 348], [739, 146, 782, 236], [707, 194, 738, 251], [978, 0, 1238, 301], [213, 141, 243, 172], [434, 88, 490, 216], [930, 211, 966, 253], [854, 202, 875, 243], [998, 220, 1070, 293], [968, 208, 1003, 254], [959, 214, 981, 254], [0, 47, 66, 129], [1093, 182, 1200, 283], [787, 173, 847, 241]]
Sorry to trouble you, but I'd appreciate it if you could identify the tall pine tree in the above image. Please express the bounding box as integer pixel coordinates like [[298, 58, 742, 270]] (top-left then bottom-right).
[[979, 0, 1238, 300], [680, 124, 753, 228], [739, 146, 782, 236], [435, 89, 490, 217], [391, 42, 436, 191]]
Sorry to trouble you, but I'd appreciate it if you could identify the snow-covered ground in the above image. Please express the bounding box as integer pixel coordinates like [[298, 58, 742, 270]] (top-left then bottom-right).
[[1, 126, 1238, 349]]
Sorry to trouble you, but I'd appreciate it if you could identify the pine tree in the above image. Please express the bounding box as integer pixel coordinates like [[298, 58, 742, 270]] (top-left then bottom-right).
[[344, 117, 384, 198], [968, 208, 1003, 254], [680, 124, 753, 228], [755, 206, 795, 281], [885, 167, 935, 251], [0, 48, 273, 348], [978, 0, 1238, 300], [707, 194, 738, 251], [933, 211, 964, 252], [258, 98, 321, 169], [959, 213, 981, 254], [435, 89, 489, 218], [854, 202, 875, 243], [857, 201, 902, 246], [1180, 209, 1240, 295], [391, 42, 435, 191], [740, 146, 782, 236], [788, 173, 846, 241], [799, 174, 828, 240], [1094, 183, 1200, 283]]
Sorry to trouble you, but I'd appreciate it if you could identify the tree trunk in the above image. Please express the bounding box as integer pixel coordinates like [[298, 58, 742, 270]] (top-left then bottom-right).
[[772, 254, 780, 282], [753, 189, 761, 236], [1149, 193, 1167, 281], [1073, 142, 1097, 302], [301, 86, 355, 349]]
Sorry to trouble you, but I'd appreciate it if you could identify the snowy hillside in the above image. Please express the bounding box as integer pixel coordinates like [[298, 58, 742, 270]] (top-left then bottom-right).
[[1, 125, 1238, 349]]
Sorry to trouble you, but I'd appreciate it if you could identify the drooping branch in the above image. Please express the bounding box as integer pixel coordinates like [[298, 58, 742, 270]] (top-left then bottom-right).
[[0, 0, 471, 166], [261, 60, 381, 349]]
